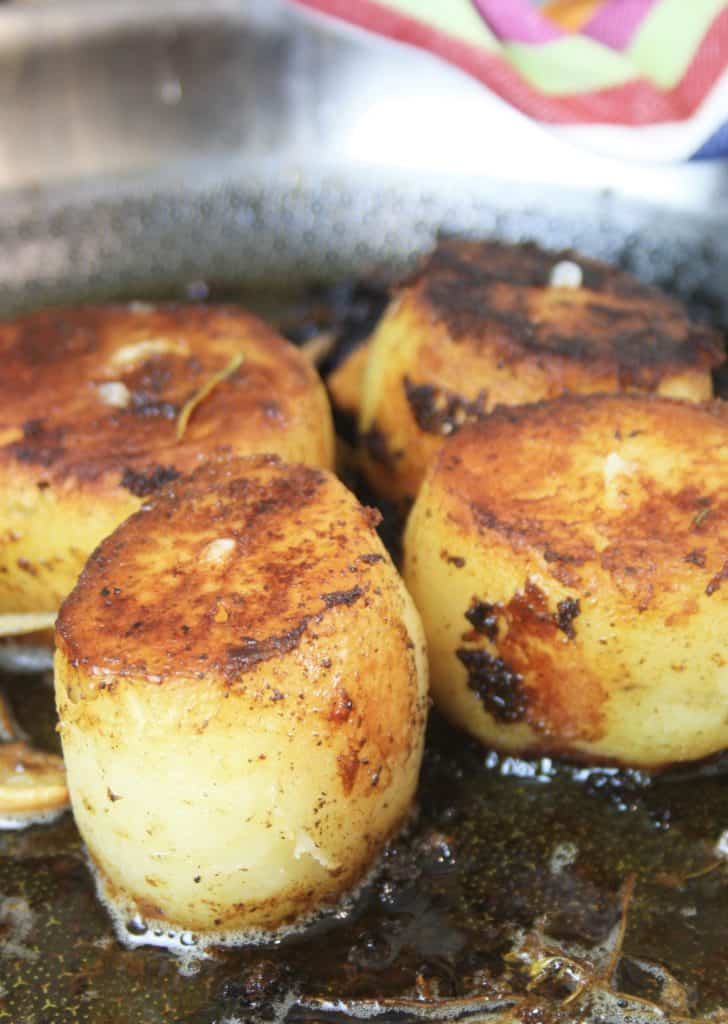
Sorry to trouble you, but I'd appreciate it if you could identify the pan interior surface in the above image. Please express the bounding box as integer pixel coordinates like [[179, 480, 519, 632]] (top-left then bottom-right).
[[1, 663, 728, 1024]]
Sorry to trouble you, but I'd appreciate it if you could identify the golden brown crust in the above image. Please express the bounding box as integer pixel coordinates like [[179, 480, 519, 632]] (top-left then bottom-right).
[[359, 239, 724, 503], [404, 393, 728, 766], [409, 239, 723, 379], [0, 304, 334, 616], [326, 342, 370, 419], [58, 456, 402, 701], [438, 394, 728, 603], [0, 303, 332, 490]]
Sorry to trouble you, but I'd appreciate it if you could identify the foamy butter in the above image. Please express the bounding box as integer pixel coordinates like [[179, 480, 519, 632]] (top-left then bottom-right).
[[220, 990, 299, 1024], [86, 831, 395, 962], [0, 896, 38, 963], [549, 840, 578, 875]]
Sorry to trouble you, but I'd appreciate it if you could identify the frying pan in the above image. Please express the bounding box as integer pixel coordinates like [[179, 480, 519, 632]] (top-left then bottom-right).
[[0, 3, 726, 1022]]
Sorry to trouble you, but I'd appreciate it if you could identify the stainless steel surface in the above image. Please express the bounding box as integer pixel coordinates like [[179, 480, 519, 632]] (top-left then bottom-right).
[[0, 0, 726, 320], [0, 0, 726, 202]]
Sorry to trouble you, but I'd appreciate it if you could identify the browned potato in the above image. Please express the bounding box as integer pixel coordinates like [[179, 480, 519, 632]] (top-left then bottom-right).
[[327, 340, 370, 422], [359, 240, 724, 504], [55, 455, 427, 948], [404, 394, 728, 769], [0, 688, 68, 829], [0, 304, 334, 621], [0, 741, 68, 829]]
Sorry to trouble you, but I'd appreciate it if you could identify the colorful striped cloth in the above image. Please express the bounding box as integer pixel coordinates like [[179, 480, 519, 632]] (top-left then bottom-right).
[[290, 0, 728, 161]]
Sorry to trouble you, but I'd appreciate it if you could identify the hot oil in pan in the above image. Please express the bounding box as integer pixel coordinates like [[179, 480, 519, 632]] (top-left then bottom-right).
[[3, 675, 728, 1023], [0, 283, 726, 1024]]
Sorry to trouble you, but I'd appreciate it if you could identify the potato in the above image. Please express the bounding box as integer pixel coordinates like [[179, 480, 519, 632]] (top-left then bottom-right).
[[404, 394, 728, 769], [0, 689, 68, 830], [327, 341, 370, 423], [54, 455, 428, 947], [359, 240, 724, 504], [0, 741, 68, 829], [0, 304, 334, 620]]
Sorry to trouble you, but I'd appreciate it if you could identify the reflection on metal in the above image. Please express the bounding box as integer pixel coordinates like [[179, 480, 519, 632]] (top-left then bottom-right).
[[0, 0, 725, 321]]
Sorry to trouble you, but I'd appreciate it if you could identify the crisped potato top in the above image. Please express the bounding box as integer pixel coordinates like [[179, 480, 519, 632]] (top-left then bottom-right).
[[56, 455, 395, 688], [405, 240, 723, 384], [435, 394, 728, 609], [0, 304, 331, 490]]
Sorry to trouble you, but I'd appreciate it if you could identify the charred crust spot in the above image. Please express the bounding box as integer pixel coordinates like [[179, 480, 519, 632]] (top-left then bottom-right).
[[441, 550, 466, 568], [456, 647, 529, 723], [684, 549, 707, 568], [543, 548, 585, 566], [361, 426, 400, 467], [261, 399, 282, 419], [22, 418, 44, 438], [225, 461, 326, 516], [411, 238, 651, 296], [542, 547, 589, 587], [16, 558, 38, 577], [9, 418, 66, 467], [555, 597, 581, 639], [13, 317, 98, 365], [706, 560, 728, 597], [412, 239, 724, 377], [403, 376, 488, 436], [470, 504, 589, 566], [465, 599, 500, 642], [225, 621, 310, 678], [358, 553, 384, 565], [120, 464, 180, 497], [129, 393, 178, 419], [321, 585, 364, 609]]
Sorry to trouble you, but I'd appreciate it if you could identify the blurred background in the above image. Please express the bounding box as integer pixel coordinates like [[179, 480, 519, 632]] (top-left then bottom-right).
[[0, 0, 726, 318]]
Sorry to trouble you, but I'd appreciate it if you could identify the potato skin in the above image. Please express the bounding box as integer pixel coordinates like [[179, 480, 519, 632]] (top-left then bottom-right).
[[55, 455, 427, 940], [359, 240, 724, 503], [0, 304, 334, 616], [403, 394, 728, 769]]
